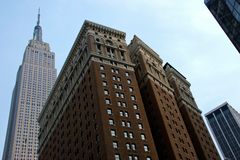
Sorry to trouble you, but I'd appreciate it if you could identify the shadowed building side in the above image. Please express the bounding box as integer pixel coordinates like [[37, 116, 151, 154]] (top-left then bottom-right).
[[128, 36, 198, 160], [164, 63, 220, 160]]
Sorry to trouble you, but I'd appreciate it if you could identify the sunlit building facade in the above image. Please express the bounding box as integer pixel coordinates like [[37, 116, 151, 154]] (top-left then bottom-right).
[[2, 11, 57, 160]]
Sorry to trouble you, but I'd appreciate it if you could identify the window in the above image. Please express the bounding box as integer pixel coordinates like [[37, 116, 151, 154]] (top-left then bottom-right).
[[109, 119, 114, 125], [131, 144, 136, 150], [111, 130, 116, 136], [141, 134, 146, 140], [113, 76, 116, 81], [133, 104, 138, 110], [126, 143, 130, 150], [146, 157, 151, 160], [107, 109, 112, 115], [102, 81, 107, 86], [104, 90, 109, 95], [100, 65, 104, 70], [105, 99, 111, 104], [113, 142, 118, 149], [127, 122, 131, 127], [121, 121, 126, 127], [144, 145, 149, 152], [119, 85, 123, 90], [129, 132, 133, 139], [120, 93, 125, 98], [122, 102, 126, 107], [117, 101, 121, 106], [114, 84, 118, 89], [127, 79, 131, 84], [138, 123, 143, 129], [136, 113, 140, 119], [128, 156, 133, 160], [117, 77, 121, 81], [134, 156, 139, 160], [116, 92, 120, 97], [101, 73, 106, 78], [129, 87, 133, 92], [120, 111, 124, 116], [125, 112, 129, 117], [125, 72, 129, 77], [124, 131, 128, 138], [131, 95, 136, 100], [114, 154, 120, 160]]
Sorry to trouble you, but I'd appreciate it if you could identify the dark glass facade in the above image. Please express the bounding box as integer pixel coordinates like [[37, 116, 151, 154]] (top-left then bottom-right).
[[205, 0, 240, 53], [205, 102, 240, 160]]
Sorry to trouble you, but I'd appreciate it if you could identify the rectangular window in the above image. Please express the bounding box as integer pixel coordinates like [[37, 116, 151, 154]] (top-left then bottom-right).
[[100, 65, 104, 70], [105, 99, 111, 104], [109, 119, 114, 125], [131, 95, 136, 100], [114, 154, 120, 160], [127, 79, 131, 84], [104, 90, 109, 95], [129, 132, 133, 139], [125, 72, 129, 77], [119, 85, 123, 90], [131, 144, 136, 150], [101, 73, 106, 78], [113, 142, 118, 149], [141, 134, 146, 140], [111, 130, 116, 137], [126, 143, 130, 150], [136, 113, 140, 119], [107, 109, 112, 115], [129, 87, 133, 92], [124, 131, 128, 138], [133, 104, 138, 110], [102, 81, 107, 86], [144, 145, 149, 152], [138, 123, 143, 129]]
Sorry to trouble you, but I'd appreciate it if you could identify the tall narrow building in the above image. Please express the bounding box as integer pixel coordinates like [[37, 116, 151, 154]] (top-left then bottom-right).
[[163, 63, 220, 160], [205, 102, 240, 160], [38, 20, 158, 160], [2, 10, 57, 160], [128, 36, 198, 160]]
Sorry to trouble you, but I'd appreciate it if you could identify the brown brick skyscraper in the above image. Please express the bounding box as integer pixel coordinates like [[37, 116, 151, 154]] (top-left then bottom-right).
[[38, 21, 158, 160], [164, 63, 220, 160], [128, 36, 198, 160]]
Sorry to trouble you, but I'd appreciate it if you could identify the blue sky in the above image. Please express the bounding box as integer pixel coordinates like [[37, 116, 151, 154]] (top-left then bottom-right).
[[0, 0, 240, 158]]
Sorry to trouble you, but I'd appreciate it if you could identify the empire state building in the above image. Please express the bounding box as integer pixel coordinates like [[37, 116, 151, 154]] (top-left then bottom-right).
[[2, 10, 57, 160]]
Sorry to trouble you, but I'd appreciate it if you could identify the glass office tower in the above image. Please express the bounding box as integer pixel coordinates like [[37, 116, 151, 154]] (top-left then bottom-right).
[[205, 102, 240, 160], [205, 0, 240, 53]]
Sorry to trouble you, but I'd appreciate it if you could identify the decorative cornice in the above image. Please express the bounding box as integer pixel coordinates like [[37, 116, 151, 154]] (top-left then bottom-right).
[[130, 35, 163, 64]]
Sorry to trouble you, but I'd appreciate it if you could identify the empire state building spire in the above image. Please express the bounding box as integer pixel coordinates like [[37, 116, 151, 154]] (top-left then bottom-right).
[[33, 8, 42, 41]]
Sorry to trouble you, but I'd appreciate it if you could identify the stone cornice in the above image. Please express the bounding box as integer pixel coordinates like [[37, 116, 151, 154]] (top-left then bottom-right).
[[130, 35, 163, 64]]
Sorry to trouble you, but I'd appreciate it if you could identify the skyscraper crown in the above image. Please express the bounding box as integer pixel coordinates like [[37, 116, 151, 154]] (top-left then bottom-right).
[[33, 8, 42, 41]]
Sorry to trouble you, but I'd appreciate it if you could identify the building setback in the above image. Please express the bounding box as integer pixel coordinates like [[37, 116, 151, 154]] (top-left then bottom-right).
[[164, 63, 220, 160], [205, 0, 240, 53], [38, 20, 158, 160], [205, 102, 240, 160], [128, 36, 198, 160], [2, 10, 57, 160]]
